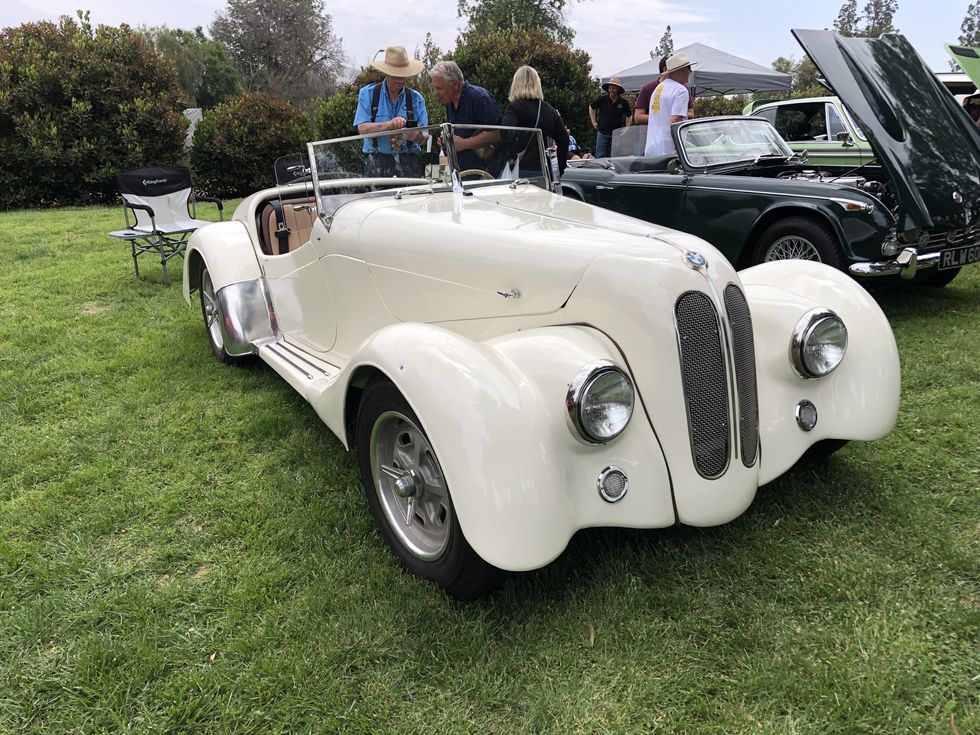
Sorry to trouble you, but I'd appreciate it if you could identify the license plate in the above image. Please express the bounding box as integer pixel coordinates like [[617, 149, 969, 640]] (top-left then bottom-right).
[[938, 243, 980, 270]]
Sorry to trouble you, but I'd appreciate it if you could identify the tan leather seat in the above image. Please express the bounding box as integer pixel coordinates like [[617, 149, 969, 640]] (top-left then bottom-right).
[[260, 197, 318, 255]]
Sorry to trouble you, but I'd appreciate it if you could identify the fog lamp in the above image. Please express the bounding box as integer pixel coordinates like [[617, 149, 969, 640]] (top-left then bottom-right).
[[597, 466, 629, 502], [796, 400, 818, 431]]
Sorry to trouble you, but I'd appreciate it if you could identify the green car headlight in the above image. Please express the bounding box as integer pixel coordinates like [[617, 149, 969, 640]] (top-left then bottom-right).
[[791, 308, 848, 378], [567, 363, 635, 444]]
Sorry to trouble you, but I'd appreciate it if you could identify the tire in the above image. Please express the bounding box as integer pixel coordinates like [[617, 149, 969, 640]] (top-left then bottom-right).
[[753, 216, 844, 269], [914, 267, 960, 288], [355, 379, 504, 600], [199, 267, 245, 364]]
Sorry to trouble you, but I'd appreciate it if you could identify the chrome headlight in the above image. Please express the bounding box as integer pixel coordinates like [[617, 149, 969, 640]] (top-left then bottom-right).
[[790, 308, 848, 379], [567, 362, 634, 444]]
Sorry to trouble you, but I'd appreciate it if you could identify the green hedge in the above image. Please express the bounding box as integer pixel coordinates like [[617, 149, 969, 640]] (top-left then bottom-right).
[[190, 93, 314, 198], [0, 16, 187, 209]]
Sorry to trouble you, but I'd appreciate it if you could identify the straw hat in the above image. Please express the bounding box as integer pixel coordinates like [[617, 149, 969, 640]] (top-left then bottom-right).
[[665, 52, 696, 73], [371, 45, 424, 77], [602, 76, 625, 93]]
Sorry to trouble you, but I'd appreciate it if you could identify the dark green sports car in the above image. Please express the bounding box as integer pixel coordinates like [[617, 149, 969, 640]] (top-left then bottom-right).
[[562, 30, 980, 287]]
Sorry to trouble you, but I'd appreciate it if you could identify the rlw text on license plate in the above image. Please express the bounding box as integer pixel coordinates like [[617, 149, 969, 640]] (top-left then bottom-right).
[[939, 243, 980, 270]]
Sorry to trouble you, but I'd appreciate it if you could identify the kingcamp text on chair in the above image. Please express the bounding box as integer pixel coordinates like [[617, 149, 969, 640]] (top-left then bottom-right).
[[108, 165, 223, 284]]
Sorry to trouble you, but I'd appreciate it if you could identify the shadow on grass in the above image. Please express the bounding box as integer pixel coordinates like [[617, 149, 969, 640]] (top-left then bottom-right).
[[458, 452, 887, 616]]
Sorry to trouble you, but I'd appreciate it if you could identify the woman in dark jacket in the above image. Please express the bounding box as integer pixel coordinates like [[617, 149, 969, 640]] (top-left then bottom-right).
[[500, 65, 570, 177]]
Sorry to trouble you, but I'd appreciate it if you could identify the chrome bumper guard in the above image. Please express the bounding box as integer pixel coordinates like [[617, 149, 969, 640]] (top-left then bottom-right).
[[849, 247, 939, 279]]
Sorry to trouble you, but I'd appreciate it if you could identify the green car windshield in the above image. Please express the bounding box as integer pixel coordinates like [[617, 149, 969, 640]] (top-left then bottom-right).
[[678, 118, 794, 169]]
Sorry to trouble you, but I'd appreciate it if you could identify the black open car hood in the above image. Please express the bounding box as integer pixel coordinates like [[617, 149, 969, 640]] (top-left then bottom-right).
[[793, 29, 980, 232]]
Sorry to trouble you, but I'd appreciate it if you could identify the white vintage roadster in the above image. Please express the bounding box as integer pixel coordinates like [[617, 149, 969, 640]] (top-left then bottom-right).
[[183, 124, 900, 599]]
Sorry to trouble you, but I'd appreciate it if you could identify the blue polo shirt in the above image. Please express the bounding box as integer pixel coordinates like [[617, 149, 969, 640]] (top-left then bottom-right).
[[446, 82, 501, 169], [353, 79, 429, 154], [446, 82, 501, 130]]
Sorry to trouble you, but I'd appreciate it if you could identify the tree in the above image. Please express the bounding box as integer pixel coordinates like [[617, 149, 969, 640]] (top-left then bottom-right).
[[768, 56, 824, 100], [457, 0, 576, 45], [649, 25, 673, 62], [210, 0, 346, 104], [832, 0, 898, 38], [959, 2, 980, 45], [191, 93, 313, 197], [834, 0, 860, 35], [0, 12, 186, 208], [415, 32, 444, 72], [953, 2, 980, 69], [142, 26, 241, 108], [859, 0, 898, 37], [452, 28, 593, 146]]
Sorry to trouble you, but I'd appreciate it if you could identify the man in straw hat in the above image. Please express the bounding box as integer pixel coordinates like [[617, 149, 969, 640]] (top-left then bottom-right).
[[353, 45, 429, 177], [589, 76, 632, 158], [644, 51, 696, 157]]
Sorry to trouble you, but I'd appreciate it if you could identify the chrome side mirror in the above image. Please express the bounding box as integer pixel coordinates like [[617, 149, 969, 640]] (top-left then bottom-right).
[[836, 131, 855, 147]]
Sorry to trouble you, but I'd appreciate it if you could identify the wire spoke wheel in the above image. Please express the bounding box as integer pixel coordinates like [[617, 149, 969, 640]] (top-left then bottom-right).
[[764, 235, 822, 262], [753, 217, 843, 270], [370, 410, 451, 561]]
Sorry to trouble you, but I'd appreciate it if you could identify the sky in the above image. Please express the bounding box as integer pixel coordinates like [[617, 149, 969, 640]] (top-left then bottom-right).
[[1, 0, 968, 80]]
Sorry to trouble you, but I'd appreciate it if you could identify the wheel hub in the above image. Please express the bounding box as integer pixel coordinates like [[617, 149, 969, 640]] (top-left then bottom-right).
[[382, 464, 418, 498]]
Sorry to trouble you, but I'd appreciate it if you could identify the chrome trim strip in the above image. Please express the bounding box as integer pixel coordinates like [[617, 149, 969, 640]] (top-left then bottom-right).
[[276, 342, 331, 375], [266, 343, 313, 380], [687, 185, 865, 204]]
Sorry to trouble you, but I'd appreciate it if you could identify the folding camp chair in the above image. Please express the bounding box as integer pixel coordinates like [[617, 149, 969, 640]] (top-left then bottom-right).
[[108, 165, 223, 284]]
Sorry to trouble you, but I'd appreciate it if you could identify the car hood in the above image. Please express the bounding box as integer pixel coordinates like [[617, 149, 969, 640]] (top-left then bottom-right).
[[352, 185, 717, 323], [793, 29, 980, 232]]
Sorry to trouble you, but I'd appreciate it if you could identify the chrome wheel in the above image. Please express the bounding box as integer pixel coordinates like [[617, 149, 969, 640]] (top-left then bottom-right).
[[201, 269, 224, 352], [369, 410, 451, 561], [763, 235, 822, 262]]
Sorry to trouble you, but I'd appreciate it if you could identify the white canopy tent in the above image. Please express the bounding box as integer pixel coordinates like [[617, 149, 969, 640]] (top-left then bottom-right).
[[602, 42, 792, 96]]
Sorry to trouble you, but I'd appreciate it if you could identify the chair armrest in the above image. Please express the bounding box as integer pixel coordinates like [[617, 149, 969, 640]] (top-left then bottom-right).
[[194, 194, 224, 221], [126, 201, 156, 218]]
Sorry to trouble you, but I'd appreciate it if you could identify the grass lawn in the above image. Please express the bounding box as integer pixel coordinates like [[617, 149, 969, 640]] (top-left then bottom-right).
[[0, 203, 977, 734]]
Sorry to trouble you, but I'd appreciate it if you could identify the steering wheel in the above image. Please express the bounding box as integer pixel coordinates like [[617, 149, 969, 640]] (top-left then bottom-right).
[[459, 169, 495, 181]]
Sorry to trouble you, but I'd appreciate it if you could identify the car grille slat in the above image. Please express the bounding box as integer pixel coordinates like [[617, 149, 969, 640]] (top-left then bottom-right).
[[925, 225, 980, 250], [724, 284, 759, 467], [675, 291, 730, 478]]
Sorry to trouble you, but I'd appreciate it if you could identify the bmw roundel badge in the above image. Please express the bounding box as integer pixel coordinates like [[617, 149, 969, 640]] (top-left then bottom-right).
[[684, 250, 706, 269]]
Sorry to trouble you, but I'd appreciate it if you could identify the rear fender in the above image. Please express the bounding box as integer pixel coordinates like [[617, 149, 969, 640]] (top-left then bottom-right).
[[317, 323, 674, 572], [739, 260, 900, 483]]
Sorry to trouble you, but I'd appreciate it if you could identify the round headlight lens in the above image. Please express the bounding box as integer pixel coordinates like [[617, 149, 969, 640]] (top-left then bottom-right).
[[792, 310, 848, 378], [568, 364, 635, 443]]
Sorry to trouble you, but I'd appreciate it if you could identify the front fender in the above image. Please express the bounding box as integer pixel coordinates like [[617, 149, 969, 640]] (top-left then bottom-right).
[[182, 220, 276, 356], [316, 323, 675, 572], [739, 260, 900, 484], [182, 220, 263, 305]]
